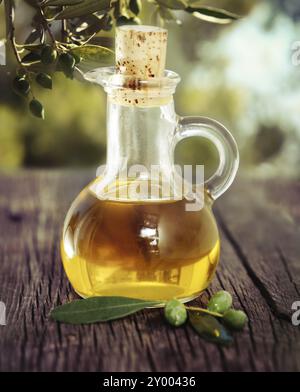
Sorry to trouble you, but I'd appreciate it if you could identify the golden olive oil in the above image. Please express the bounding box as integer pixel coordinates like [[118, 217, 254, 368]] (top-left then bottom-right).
[[61, 182, 220, 302]]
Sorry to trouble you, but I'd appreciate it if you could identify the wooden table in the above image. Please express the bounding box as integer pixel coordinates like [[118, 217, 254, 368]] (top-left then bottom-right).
[[0, 170, 299, 372]]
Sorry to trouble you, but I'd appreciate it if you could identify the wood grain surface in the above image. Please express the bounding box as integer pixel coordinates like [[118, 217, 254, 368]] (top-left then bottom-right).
[[0, 170, 299, 372]]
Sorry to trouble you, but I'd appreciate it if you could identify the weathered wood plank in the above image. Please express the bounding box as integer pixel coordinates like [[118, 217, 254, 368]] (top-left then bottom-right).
[[0, 171, 299, 371], [217, 176, 300, 320]]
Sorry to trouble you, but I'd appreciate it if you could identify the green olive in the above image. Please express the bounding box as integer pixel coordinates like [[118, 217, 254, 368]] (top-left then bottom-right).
[[57, 53, 76, 78], [164, 299, 187, 327], [29, 99, 45, 120], [41, 45, 57, 65], [223, 309, 248, 330], [129, 0, 141, 15], [58, 53, 75, 69], [13, 77, 30, 97], [36, 73, 52, 90], [207, 290, 232, 314], [72, 53, 81, 65]]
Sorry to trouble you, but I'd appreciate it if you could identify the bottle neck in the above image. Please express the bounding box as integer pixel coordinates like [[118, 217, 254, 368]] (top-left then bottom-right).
[[105, 97, 177, 178]]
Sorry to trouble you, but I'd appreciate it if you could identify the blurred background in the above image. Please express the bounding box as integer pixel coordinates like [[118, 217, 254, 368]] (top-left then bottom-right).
[[0, 0, 300, 178]]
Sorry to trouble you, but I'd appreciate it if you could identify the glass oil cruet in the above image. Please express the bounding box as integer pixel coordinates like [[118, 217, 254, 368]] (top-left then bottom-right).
[[61, 25, 239, 303]]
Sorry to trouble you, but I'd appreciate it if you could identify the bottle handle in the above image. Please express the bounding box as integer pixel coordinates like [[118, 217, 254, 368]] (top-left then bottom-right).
[[173, 116, 239, 200]]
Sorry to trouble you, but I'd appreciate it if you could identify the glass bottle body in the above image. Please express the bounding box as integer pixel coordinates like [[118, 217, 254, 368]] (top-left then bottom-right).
[[61, 70, 238, 303], [61, 179, 220, 301]]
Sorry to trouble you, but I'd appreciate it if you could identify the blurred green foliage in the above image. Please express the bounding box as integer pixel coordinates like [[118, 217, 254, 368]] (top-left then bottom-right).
[[0, 0, 300, 179], [0, 73, 106, 167]]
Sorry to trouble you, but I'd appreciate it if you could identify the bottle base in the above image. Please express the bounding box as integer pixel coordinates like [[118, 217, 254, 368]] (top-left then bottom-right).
[[74, 283, 205, 308]]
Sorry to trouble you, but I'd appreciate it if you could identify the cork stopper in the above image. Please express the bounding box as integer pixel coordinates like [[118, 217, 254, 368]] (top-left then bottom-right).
[[98, 25, 170, 106], [115, 25, 168, 80], [83, 25, 179, 107]]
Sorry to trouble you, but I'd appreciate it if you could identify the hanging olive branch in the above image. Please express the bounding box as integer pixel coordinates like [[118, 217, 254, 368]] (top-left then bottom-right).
[[2, 0, 241, 119]]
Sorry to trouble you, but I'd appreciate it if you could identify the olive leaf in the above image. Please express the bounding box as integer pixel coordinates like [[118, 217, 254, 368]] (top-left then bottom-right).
[[71, 45, 114, 67], [51, 296, 160, 324], [151, 8, 160, 26], [74, 14, 112, 36], [18, 43, 44, 52], [45, 0, 84, 6], [22, 52, 41, 65], [24, 0, 39, 8], [55, 0, 111, 19], [158, 6, 181, 25], [129, 0, 141, 16], [156, 0, 187, 10], [186, 6, 240, 24], [189, 312, 233, 346], [116, 15, 140, 26], [24, 28, 44, 45]]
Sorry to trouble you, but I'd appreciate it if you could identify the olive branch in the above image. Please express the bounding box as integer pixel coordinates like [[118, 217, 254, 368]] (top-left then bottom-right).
[[2, 0, 240, 118]]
